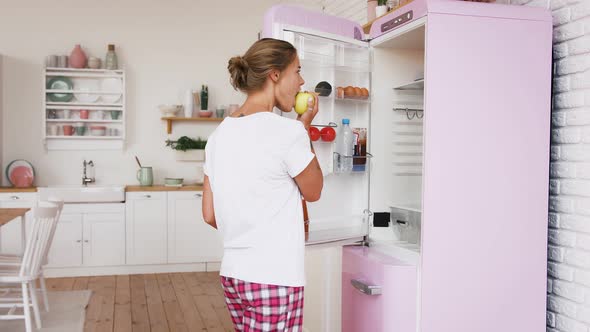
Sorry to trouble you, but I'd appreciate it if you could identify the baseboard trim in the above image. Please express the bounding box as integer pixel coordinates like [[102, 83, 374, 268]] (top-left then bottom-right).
[[44, 262, 221, 278]]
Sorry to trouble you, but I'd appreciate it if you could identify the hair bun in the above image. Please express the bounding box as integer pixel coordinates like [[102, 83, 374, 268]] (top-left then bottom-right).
[[236, 56, 249, 70], [228, 56, 249, 92]]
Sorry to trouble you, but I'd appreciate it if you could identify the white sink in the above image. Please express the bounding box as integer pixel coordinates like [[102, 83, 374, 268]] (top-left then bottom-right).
[[38, 185, 125, 203]]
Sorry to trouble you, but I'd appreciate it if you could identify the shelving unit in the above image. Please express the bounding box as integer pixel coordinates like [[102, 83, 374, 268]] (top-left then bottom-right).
[[161, 117, 223, 134], [43, 67, 126, 150]]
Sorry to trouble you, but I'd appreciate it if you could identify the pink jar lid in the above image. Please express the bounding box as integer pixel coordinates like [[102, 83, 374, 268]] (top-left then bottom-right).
[[89, 126, 107, 130]]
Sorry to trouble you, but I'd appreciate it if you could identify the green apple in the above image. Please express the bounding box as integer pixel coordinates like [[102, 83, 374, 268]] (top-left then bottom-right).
[[295, 92, 314, 115]]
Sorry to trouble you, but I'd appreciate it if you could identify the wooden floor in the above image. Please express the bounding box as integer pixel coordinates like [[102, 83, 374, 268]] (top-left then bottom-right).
[[46, 272, 234, 332]]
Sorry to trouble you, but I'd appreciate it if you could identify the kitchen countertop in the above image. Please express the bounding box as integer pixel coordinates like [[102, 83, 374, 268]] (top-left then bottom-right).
[[125, 185, 204, 192], [0, 187, 37, 192]]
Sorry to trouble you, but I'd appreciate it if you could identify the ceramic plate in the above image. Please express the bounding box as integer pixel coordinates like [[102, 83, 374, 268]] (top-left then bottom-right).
[[73, 78, 100, 103], [5, 159, 35, 188], [46, 76, 74, 102], [100, 78, 123, 104]]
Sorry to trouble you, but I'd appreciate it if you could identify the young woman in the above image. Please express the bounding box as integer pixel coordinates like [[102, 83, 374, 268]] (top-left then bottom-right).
[[202, 38, 323, 331]]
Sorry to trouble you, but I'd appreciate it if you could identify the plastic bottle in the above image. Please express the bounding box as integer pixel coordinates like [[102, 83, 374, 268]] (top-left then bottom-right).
[[105, 44, 118, 70], [335, 118, 354, 172]]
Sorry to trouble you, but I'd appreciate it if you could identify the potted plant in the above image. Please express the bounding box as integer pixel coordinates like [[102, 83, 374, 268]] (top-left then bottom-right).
[[165, 136, 207, 161], [376, 0, 388, 17]]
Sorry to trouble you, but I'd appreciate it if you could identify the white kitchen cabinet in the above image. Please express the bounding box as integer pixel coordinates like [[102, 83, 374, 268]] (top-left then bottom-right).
[[46, 204, 125, 268], [167, 191, 223, 264], [46, 213, 83, 267], [126, 192, 167, 264], [0, 192, 36, 255], [83, 213, 125, 266]]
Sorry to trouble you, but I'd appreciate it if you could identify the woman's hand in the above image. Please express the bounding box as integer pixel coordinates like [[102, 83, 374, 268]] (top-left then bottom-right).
[[297, 92, 319, 130]]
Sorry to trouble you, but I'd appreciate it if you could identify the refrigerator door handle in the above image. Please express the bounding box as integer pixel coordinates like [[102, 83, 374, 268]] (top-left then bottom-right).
[[351, 279, 382, 296]]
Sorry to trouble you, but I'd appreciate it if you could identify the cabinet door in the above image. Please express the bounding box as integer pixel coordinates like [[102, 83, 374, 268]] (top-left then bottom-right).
[[126, 192, 167, 264], [167, 191, 223, 263], [46, 213, 83, 268], [0, 193, 36, 255], [83, 213, 125, 266]]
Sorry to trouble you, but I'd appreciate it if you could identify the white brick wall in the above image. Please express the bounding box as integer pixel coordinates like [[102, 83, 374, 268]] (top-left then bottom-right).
[[532, 0, 590, 329]]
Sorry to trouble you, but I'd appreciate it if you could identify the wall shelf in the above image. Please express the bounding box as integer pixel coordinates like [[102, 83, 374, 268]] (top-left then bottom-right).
[[161, 117, 223, 134], [44, 67, 126, 150]]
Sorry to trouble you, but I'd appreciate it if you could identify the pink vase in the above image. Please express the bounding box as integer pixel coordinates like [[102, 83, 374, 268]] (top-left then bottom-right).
[[69, 44, 87, 69]]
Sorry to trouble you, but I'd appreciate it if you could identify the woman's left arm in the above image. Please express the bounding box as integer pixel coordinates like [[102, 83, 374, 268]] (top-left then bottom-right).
[[202, 175, 217, 229]]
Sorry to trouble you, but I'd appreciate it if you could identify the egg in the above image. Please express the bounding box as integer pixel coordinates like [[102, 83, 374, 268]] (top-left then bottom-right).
[[344, 86, 355, 98], [360, 88, 369, 98], [353, 87, 362, 98], [337, 87, 344, 98]]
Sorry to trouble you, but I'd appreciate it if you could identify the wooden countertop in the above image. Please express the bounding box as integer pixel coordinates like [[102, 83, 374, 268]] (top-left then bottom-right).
[[125, 185, 203, 192], [0, 208, 30, 226], [0, 187, 37, 193]]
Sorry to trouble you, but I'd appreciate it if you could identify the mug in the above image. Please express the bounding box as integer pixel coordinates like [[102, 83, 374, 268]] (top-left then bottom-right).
[[111, 111, 121, 120], [47, 125, 58, 136], [75, 125, 86, 136], [62, 109, 71, 119], [46, 55, 58, 68], [79, 110, 89, 119], [57, 55, 68, 68], [136, 167, 153, 186], [215, 108, 225, 118], [96, 110, 106, 119], [63, 125, 75, 136]]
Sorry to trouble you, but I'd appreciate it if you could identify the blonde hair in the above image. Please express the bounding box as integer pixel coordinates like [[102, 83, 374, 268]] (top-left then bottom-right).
[[228, 38, 297, 93]]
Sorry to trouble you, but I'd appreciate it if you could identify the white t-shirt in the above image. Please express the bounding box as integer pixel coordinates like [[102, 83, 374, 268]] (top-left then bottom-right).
[[203, 112, 315, 287]]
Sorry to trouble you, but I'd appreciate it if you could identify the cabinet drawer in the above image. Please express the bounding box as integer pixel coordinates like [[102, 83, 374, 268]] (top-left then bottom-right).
[[0, 193, 37, 202], [126, 191, 167, 201], [167, 191, 202, 200], [342, 246, 417, 332]]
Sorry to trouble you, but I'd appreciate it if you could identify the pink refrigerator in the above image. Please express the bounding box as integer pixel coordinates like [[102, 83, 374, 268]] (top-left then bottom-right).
[[262, 1, 552, 331]]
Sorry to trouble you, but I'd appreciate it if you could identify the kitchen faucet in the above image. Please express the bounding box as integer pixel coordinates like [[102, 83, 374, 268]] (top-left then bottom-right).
[[82, 160, 95, 186]]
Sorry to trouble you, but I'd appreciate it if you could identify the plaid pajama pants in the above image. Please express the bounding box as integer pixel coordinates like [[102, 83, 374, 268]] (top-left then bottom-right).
[[220, 276, 304, 332]]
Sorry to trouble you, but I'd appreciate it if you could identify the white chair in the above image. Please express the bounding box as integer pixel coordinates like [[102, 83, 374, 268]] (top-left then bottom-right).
[[0, 202, 60, 331], [0, 198, 63, 313]]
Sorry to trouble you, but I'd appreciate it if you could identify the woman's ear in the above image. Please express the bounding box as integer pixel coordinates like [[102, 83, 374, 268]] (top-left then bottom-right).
[[269, 69, 280, 83]]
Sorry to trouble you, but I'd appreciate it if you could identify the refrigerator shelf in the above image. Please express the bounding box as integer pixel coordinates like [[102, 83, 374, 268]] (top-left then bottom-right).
[[333, 152, 373, 174], [335, 96, 371, 104], [311, 122, 338, 128], [318, 95, 372, 105], [393, 79, 424, 91]]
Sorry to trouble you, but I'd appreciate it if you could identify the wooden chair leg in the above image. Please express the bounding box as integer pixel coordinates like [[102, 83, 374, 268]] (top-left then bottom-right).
[[29, 281, 42, 329], [21, 282, 32, 332]]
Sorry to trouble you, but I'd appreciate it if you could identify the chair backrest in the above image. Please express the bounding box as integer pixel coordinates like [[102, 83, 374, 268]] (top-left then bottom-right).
[[19, 202, 60, 278], [43, 198, 64, 263]]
